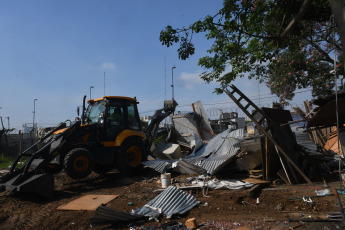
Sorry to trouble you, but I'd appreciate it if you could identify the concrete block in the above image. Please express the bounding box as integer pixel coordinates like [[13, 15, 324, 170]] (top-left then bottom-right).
[[153, 142, 182, 160]]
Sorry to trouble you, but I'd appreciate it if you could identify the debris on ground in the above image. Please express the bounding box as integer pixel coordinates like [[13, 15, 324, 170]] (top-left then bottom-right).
[[1, 85, 345, 230]]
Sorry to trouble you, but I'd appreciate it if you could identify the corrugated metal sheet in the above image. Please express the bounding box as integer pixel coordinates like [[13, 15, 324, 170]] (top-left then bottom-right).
[[90, 206, 147, 226], [188, 129, 240, 158], [192, 101, 215, 140], [143, 129, 241, 175], [228, 128, 245, 139], [201, 154, 237, 175], [198, 132, 240, 175], [172, 114, 196, 147], [142, 160, 174, 173], [173, 159, 207, 175], [132, 186, 200, 218], [291, 126, 319, 152]]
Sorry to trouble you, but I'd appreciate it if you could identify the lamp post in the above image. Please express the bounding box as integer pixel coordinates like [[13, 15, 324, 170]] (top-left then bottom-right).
[[90, 86, 94, 100], [171, 66, 176, 101], [33, 99, 38, 133], [104, 72, 106, 96]]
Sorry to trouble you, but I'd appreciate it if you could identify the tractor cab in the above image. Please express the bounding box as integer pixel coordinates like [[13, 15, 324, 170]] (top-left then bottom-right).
[[84, 96, 143, 141]]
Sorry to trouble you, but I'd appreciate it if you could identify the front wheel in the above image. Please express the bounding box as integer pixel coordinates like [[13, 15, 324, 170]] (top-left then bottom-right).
[[64, 148, 95, 179], [117, 138, 146, 175]]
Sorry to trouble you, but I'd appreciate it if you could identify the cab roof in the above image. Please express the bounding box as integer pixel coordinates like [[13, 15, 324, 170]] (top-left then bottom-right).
[[88, 96, 137, 103]]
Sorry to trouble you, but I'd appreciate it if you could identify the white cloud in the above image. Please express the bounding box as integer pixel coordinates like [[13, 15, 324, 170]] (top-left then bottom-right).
[[178, 71, 204, 90], [100, 62, 116, 70]]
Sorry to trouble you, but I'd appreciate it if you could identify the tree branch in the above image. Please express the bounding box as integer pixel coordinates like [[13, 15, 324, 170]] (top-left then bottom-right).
[[307, 38, 334, 64], [280, 0, 313, 38]]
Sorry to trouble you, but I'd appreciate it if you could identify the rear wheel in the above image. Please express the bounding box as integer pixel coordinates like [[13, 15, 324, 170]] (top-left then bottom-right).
[[64, 148, 95, 179], [117, 138, 146, 175]]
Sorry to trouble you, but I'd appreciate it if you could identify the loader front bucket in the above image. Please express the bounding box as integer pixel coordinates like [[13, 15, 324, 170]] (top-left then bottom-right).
[[0, 172, 54, 198], [0, 171, 54, 198], [163, 100, 178, 113], [0, 121, 80, 198]]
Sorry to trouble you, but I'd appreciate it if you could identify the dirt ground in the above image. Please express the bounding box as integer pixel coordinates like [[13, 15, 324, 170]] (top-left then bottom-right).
[[0, 167, 345, 230]]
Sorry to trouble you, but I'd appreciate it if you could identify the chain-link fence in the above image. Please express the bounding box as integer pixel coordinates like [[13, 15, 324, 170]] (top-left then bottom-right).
[[0, 132, 38, 158]]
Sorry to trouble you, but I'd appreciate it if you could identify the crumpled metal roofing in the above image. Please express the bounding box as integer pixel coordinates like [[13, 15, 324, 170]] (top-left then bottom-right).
[[143, 129, 241, 175], [132, 186, 200, 218], [141, 159, 173, 173], [173, 159, 207, 175], [291, 126, 319, 152], [227, 128, 245, 139], [196, 131, 240, 175], [90, 205, 147, 226]]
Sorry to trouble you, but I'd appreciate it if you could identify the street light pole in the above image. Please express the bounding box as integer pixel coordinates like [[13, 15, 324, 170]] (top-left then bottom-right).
[[171, 66, 176, 101], [33, 99, 38, 133], [90, 86, 94, 100], [104, 72, 106, 96]]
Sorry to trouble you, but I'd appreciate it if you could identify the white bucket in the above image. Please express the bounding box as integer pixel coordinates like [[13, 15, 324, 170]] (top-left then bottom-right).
[[161, 173, 171, 188]]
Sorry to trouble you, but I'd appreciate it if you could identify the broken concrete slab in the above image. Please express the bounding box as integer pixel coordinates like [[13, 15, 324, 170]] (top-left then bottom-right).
[[153, 142, 182, 160]]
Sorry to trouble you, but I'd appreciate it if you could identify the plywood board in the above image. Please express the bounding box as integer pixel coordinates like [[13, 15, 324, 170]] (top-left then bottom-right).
[[57, 194, 118, 211]]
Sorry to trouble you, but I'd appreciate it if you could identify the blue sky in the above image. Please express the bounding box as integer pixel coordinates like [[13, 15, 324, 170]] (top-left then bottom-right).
[[0, 0, 312, 132]]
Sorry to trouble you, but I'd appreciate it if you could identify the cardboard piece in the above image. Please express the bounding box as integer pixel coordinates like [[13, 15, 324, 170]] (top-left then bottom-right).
[[57, 194, 118, 211]]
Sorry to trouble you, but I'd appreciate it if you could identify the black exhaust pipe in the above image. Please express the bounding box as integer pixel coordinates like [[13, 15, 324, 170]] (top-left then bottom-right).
[[81, 95, 87, 125]]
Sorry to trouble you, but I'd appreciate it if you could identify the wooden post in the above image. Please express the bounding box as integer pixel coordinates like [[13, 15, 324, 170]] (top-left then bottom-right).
[[265, 136, 268, 181]]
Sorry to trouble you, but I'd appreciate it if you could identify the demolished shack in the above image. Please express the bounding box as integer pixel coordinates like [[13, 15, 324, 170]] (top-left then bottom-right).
[[144, 85, 344, 187]]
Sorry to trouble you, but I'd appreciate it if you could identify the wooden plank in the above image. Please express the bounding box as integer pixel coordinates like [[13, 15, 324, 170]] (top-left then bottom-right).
[[280, 119, 307, 127], [57, 195, 118, 211], [242, 178, 270, 184]]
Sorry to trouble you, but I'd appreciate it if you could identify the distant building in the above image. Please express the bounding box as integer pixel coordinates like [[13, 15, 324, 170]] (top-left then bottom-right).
[[140, 116, 152, 122], [22, 123, 37, 133], [209, 112, 246, 134]]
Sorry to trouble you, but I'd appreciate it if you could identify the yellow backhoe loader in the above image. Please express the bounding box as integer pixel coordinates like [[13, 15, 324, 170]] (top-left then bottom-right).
[[0, 95, 177, 197]]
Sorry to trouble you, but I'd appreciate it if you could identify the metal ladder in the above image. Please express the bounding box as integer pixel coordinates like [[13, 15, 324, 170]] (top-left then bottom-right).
[[225, 85, 312, 184]]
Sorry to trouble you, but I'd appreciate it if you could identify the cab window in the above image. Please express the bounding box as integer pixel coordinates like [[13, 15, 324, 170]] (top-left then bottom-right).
[[127, 103, 140, 130], [86, 101, 107, 124]]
